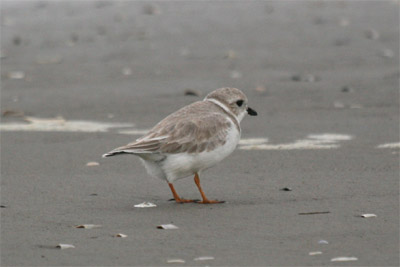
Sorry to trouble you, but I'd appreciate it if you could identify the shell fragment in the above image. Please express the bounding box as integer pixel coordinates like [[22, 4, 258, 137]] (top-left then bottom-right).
[[115, 233, 127, 238], [86, 161, 100, 166], [157, 224, 179, 230], [134, 202, 157, 208], [331, 257, 358, 262], [194, 256, 215, 261], [167, 259, 185, 263], [75, 224, 102, 229], [56, 244, 75, 249], [361, 213, 377, 218]]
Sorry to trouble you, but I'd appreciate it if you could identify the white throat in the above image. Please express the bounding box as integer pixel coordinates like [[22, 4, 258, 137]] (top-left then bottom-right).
[[236, 109, 246, 122], [205, 98, 240, 125]]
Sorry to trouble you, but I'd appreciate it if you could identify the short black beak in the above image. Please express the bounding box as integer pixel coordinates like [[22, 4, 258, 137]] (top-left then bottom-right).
[[247, 107, 257, 116]]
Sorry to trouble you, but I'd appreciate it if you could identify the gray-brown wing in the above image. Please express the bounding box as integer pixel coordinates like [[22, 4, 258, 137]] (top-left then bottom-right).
[[159, 113, 231, 154], [103, 113, 231, 156]]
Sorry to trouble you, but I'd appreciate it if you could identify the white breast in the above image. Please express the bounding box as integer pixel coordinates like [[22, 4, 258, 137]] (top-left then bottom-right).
[[160, 124, 241, 183]]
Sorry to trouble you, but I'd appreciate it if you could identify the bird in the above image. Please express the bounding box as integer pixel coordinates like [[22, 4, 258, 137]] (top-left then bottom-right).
[[103, 87, 257, 204]]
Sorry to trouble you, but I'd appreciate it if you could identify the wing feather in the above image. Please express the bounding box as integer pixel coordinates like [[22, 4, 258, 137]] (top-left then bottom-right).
[[103, 101, 234, 157]]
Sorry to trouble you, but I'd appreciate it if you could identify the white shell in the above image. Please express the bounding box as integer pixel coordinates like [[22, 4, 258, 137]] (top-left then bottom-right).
[[194, 256, 215, 261], [75, 224, 102, 229], [86, 161, 100, 166], [331, 257, 358, 262], [157, 224, 178, 230], [56, 244, 75, 249], [361, 213, 377, 218], [134, 202, 157, 208], [167, 259, 185, 263], [115, 233, 127, 238]]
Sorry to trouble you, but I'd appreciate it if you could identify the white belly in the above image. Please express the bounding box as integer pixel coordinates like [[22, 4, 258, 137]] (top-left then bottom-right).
[[160, 126, 240, 182]]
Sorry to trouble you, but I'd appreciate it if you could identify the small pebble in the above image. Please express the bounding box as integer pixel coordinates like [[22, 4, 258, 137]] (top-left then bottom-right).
[[184, 89, 202, 97], [2, 110, 24, 117], [70, 33, 79, 43], [291, 74, 302, 81], [365, 29, 380, 40], [280, 187, 292, 191], [115, 233, 127, 238], [341, 86, 354, 93], [309, 251, 322, 256], [13, 36, 21, 46], [291, 74, 318, 82], [318, 240, 329, 244]]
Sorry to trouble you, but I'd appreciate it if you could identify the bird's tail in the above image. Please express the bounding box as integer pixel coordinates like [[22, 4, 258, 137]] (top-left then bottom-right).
[[102, 150, 129, 158]]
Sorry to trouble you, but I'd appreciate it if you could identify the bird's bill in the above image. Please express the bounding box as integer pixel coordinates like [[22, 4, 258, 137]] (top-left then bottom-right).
[[247, 107, 257, 116]]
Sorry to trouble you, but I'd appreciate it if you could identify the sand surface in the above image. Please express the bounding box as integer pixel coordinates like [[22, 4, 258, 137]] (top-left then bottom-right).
[[1, 1, 399, 266]]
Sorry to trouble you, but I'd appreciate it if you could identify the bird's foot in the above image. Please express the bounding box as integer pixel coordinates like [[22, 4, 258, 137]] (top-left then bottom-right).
[[195, 199, 225, 204], [177, 198, 198, 203], [169, 198, 199, 203]]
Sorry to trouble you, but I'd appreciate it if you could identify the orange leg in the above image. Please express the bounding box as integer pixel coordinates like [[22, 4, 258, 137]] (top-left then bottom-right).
[[168, 183, 196, 203], [194, 173, 225, 204]]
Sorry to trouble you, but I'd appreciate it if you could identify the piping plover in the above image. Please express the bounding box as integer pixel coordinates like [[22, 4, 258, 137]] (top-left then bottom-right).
[[103, 87, 257, 204]]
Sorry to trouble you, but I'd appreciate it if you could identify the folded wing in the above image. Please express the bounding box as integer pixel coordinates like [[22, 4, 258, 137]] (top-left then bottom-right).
[[102, 112, 231, 157]]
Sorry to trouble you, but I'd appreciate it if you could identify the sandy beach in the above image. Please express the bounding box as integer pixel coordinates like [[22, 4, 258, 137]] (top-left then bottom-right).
[[1, 1, 399, 266]]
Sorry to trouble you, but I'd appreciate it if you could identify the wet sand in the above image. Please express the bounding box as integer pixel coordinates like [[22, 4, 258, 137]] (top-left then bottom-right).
[[1, 1, 399, 266]]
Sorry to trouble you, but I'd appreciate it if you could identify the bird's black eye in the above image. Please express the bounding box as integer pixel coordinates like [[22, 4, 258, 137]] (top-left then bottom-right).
[[236, 100, 244, 107]]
